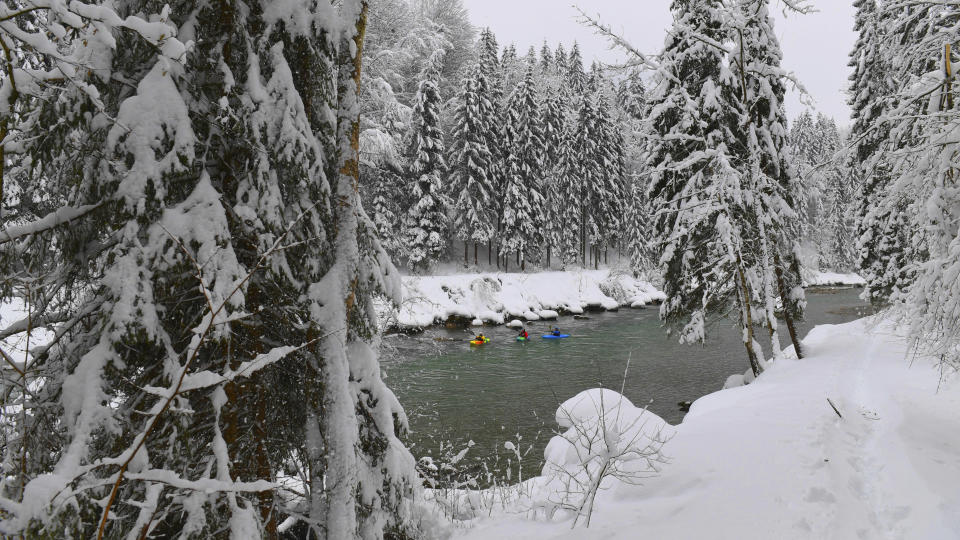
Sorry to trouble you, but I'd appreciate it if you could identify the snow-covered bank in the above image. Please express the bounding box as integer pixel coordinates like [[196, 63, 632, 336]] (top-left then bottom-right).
[[440, 318, 960, 539], [384, 270, 665, 329], [802, 269, 867, 287]]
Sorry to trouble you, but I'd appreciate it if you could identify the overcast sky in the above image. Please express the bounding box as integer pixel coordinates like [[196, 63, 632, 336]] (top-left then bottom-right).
[[461, 0, 856, 124]]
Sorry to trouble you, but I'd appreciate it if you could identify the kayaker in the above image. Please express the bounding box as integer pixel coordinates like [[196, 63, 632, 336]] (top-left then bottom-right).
[[475, 333, 488, 342], [551, 327, 561, 336], [517, 328, 529, 339]]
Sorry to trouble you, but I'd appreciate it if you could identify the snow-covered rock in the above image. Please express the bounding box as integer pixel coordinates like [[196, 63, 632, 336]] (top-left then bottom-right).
[[386, 270, 665, 329], [506, 319, 524, 328]]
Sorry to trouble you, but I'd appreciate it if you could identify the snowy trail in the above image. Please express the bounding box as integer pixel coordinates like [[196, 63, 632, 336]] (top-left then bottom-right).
[[451, 319, 960, 539]]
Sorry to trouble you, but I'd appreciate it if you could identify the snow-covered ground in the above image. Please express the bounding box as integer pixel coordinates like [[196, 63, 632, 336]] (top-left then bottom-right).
[[434, 318, 960, 539], [383, 270, 665, 329], [802, 269, 867, 287]]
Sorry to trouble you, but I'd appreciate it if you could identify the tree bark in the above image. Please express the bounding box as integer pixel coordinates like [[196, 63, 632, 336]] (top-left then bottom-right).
[[474, 242, 478, 266], [736, 254, 763, 377]]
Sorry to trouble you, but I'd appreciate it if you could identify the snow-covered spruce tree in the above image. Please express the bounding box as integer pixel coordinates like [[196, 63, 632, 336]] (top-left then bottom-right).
[[849, 0, 906, 306], [730, 0, 807, 360], [566, 42, 588, 99], [541, 87, 567, 268], [540, 41, 555, 73], [812, 115, 856, 272], [878, 7, 960, 370], [403, 78, 449, 272], [449, 64, 496, 266], [555, 42, 569, 77], [645, 0, 767, 375], [592, 92, 626, 267], [478, 27, 506, 265], [561, 93, 602, 267], [501, 65, 546, 271], [0, 1, 419, 538]]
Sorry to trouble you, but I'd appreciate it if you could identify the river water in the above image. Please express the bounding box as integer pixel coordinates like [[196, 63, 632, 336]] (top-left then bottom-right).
[[380, 287, 872, 481]]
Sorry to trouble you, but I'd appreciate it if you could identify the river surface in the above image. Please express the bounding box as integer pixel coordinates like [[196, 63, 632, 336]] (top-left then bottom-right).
[[380, 287, 872, 482]]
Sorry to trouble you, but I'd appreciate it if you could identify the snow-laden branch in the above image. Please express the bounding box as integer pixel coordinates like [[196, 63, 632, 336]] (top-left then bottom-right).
[[0, 203, 101, 244]]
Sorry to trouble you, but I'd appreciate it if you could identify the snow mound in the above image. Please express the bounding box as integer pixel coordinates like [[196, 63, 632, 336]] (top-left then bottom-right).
[[506, 319, 524, 328], [386, 270, 664, 329], [545, 388, 672, 480], [471, 318, 484, 326]]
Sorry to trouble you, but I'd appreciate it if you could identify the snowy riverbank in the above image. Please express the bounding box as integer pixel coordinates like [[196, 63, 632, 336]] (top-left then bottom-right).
[[427, 317, 960, 539], [802, 269, 867, 287], [381, 270, 665, 330]]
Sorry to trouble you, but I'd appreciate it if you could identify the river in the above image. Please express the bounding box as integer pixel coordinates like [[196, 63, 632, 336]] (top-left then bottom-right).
[[380, 287, 872, 483]]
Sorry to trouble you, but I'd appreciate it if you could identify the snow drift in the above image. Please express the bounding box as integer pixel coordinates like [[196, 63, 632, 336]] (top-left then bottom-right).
[[384, 270, 664, 329]]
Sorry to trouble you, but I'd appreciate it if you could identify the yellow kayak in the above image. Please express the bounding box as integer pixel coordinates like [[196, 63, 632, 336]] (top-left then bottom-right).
[[470, 338, 490, 346]]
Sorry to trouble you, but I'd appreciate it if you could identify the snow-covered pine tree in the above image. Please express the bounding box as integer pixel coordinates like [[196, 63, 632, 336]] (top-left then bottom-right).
[[541, 88, 567, 268], [555, 42, 569, 77], [646, 0, 766, 374], [618, 68, 647, 121], [0, 1, 419, 537], [812, 115, 856, 272], [450, 64, 496, 266], [540, 41, 555, 74], [478, 28, 506, 265], [730, 0, 807, 360], [877, 5, 960, 370], [555, 122, 583, 268], [591, 92, 626, 267], [403, 78, 449, 272], [566, 42, 588, 98], [850, 0, 908, 306], [501, 65, 546, 270]]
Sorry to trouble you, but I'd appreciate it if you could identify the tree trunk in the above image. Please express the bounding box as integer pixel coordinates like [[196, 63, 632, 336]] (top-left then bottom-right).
[[315, 4, 369, 536], [464, 241, 468, 266], [474, 242, 478, 266], [547, 245, 551, 268], [505, 254, 509, 273], [516, 251, 520, 266], [736, 254, 763, 377], [488, 242, 492, 266], [774, 253, 804, 359]]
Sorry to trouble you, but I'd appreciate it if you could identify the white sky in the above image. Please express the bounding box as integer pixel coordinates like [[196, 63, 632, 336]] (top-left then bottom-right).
[[461, 0, 856, 124]]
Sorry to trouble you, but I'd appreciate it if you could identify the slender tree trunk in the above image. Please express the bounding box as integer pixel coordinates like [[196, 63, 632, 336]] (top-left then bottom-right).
[[547, 245, 551, 268], [736, 254, 763, 377], [488, 242, 492, 266], [516, 251, 520, 266], [505, 254, 509, 273], [464, 241, 468, 266], [774, 253, 804, 359], [474, 242, 478, 266]]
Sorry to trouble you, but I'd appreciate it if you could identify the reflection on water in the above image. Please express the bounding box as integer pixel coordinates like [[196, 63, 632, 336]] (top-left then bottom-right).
[[380, 287, 872, 480]]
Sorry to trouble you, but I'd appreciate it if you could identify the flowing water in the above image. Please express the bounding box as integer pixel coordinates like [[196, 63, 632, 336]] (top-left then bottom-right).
[[380, 287, 872, 481]]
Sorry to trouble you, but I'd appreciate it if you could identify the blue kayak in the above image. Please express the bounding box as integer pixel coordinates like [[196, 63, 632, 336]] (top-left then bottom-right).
[[542, 334, 570, 339]]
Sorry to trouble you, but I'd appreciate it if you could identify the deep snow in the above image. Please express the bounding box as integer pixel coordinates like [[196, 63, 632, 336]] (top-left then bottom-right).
[[438, 318, 960, 539], [382, 270, 665, 329]]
